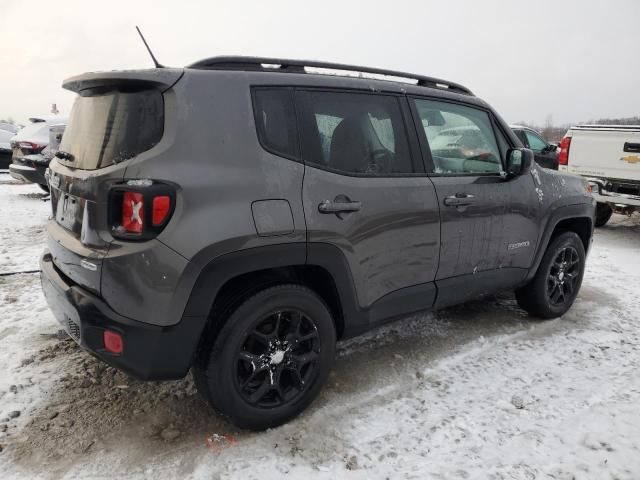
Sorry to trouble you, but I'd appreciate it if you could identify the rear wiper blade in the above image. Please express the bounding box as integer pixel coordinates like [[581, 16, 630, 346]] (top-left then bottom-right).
[[55, 151, 74, 161]]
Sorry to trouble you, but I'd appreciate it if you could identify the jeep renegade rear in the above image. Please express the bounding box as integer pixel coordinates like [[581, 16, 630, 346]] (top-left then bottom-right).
[[41, 57, 595, 430]]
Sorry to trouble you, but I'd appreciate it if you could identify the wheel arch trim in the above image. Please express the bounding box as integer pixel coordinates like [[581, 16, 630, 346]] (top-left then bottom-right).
[[526, 204, 594, 283]]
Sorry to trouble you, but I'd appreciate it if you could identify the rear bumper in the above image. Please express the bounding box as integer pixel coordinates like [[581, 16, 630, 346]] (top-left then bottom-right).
[[588, 182, 640, 208], [40, 250, 206, 380], [592, 190, 640, 207], [10, 162, 47, 185]]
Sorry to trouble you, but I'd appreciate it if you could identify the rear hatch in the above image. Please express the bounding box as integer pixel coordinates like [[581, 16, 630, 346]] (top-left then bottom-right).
[[568, 125, 640, 182], [47, 68, 182, 293]]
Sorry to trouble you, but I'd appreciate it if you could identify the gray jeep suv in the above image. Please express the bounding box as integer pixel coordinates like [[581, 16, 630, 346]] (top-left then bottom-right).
[[40, 57, 595, 430]]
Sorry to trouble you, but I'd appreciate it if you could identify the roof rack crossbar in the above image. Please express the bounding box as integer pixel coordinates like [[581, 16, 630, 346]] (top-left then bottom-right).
[[187, 56, 473, 95]]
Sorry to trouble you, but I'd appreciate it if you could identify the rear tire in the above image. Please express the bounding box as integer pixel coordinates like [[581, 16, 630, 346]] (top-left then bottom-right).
[[595, 202, 613, 227], [193, 284, 336, 430], [515, 231, 586, 319]]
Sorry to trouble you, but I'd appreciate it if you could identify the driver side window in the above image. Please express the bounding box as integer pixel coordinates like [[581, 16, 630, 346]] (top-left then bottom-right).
[[413, 99, 502, 175], [524, 131, 547, 152]]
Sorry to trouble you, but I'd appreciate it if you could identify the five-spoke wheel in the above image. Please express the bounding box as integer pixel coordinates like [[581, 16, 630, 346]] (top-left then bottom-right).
[[516, 231, 586, 319], [546, 246, 581, 306], [194, 284, 336, 430], [236, 310, 320, 408]]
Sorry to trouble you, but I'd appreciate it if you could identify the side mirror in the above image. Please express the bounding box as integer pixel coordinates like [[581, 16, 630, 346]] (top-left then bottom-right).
[[506, 148, 534, 176], [543, 144, 558, 153]]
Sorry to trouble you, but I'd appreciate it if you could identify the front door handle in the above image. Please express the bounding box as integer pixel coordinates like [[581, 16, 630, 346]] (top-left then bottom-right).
[[318, 199, 362, 214], [443, 194, 476, 207]]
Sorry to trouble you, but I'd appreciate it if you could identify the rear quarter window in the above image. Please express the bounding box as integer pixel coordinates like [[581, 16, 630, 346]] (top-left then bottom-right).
[[252, 88, 299, 160]]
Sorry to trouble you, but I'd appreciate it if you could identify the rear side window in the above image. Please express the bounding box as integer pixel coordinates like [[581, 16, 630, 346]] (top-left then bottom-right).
[[59, 88, 163, 170], [253, 88, 298, 160], [413, 99, 502, 175], [297, 91, 414, 175]]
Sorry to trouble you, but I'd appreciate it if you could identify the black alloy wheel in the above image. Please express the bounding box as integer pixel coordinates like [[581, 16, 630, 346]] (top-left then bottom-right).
[[546, 246, 580, 307], [515, 231, 586, 319], [235, 309, 320, 408], [193, 284, 336, 430]]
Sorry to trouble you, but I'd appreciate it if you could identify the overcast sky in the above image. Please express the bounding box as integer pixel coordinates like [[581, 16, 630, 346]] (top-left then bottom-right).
[[2, 0, 639, 126]]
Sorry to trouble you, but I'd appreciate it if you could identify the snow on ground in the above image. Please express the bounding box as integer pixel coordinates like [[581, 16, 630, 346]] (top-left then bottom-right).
[[0, 178, 48, 273], [1, 178, 640, 479]]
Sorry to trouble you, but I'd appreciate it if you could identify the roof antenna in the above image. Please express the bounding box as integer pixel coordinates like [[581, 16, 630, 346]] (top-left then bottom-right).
[[136, 26, 164, 68]]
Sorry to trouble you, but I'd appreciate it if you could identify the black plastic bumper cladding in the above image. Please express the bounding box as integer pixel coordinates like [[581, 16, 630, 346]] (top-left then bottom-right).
[[9, 162, 48, 185], [40, 251, 206, 380]]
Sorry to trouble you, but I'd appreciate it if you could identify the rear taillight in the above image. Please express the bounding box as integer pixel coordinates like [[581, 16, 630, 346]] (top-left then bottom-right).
[[152, 195, 171, 225], [18, 141, 45, 153], [558, 136, 571, 165], [122, 191, 144, 234], [110, 182, 175, 240]]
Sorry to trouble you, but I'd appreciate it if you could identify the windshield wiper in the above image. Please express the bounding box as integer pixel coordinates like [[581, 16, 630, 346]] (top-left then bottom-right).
[[55, 151, 74, 161]]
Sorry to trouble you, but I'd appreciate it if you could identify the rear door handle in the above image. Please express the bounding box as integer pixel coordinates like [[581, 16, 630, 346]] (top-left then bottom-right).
[[443, 194, 476, 207], [318, 199, 362, 214]]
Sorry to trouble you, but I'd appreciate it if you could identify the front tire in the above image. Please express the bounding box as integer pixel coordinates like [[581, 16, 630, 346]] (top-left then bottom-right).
[[194, 284, 336, 430], [595, 202, 613, 227], [516, 231, 586, 319]]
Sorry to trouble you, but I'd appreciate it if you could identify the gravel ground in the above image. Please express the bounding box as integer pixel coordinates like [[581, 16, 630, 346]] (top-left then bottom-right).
[[0, 180, 639, 479]]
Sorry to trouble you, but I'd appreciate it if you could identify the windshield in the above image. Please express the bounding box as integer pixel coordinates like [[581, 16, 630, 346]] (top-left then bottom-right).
[[58, 88, 163, 170]]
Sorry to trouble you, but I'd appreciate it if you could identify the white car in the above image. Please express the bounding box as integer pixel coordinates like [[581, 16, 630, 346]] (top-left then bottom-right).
[[9, 116, 66, 190]]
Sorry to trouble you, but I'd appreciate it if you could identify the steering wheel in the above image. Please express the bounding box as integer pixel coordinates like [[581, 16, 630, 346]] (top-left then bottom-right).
[[466, 152, 493, 162]]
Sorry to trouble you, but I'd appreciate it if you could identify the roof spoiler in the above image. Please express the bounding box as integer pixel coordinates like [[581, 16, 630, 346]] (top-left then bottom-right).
[[62, 69, 183, 94]]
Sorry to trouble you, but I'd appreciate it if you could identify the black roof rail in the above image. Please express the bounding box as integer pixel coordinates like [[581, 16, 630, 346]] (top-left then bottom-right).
[[187, 56, 473, 96]]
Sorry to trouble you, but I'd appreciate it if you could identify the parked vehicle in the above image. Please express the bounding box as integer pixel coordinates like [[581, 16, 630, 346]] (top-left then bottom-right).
[[511, 125, 559, 170], [9, 117, 66, 191], [0, 122, 19, 169], [558, 124, 640, 226], [40, 57, 595, 430]]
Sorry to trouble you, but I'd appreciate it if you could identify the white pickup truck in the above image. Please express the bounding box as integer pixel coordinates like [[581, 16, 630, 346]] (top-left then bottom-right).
[[558, 124, 640, 226]]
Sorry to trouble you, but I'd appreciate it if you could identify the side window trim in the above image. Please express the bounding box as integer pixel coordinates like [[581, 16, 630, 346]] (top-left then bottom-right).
[[408, 94, 507, 178], [293, 88, 423, 178], [251, 86, 301, 163], [407, 94, 435, 174], [488, 115, 512, 171], [514, 129, 529, 147], [399, 96, 426, 174]]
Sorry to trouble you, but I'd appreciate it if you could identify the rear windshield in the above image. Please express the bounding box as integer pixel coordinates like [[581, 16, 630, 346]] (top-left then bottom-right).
[[59, 88, 163, 170]]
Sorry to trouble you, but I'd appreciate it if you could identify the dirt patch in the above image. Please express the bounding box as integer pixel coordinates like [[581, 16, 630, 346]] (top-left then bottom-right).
[[5, 337, 241, 476]]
